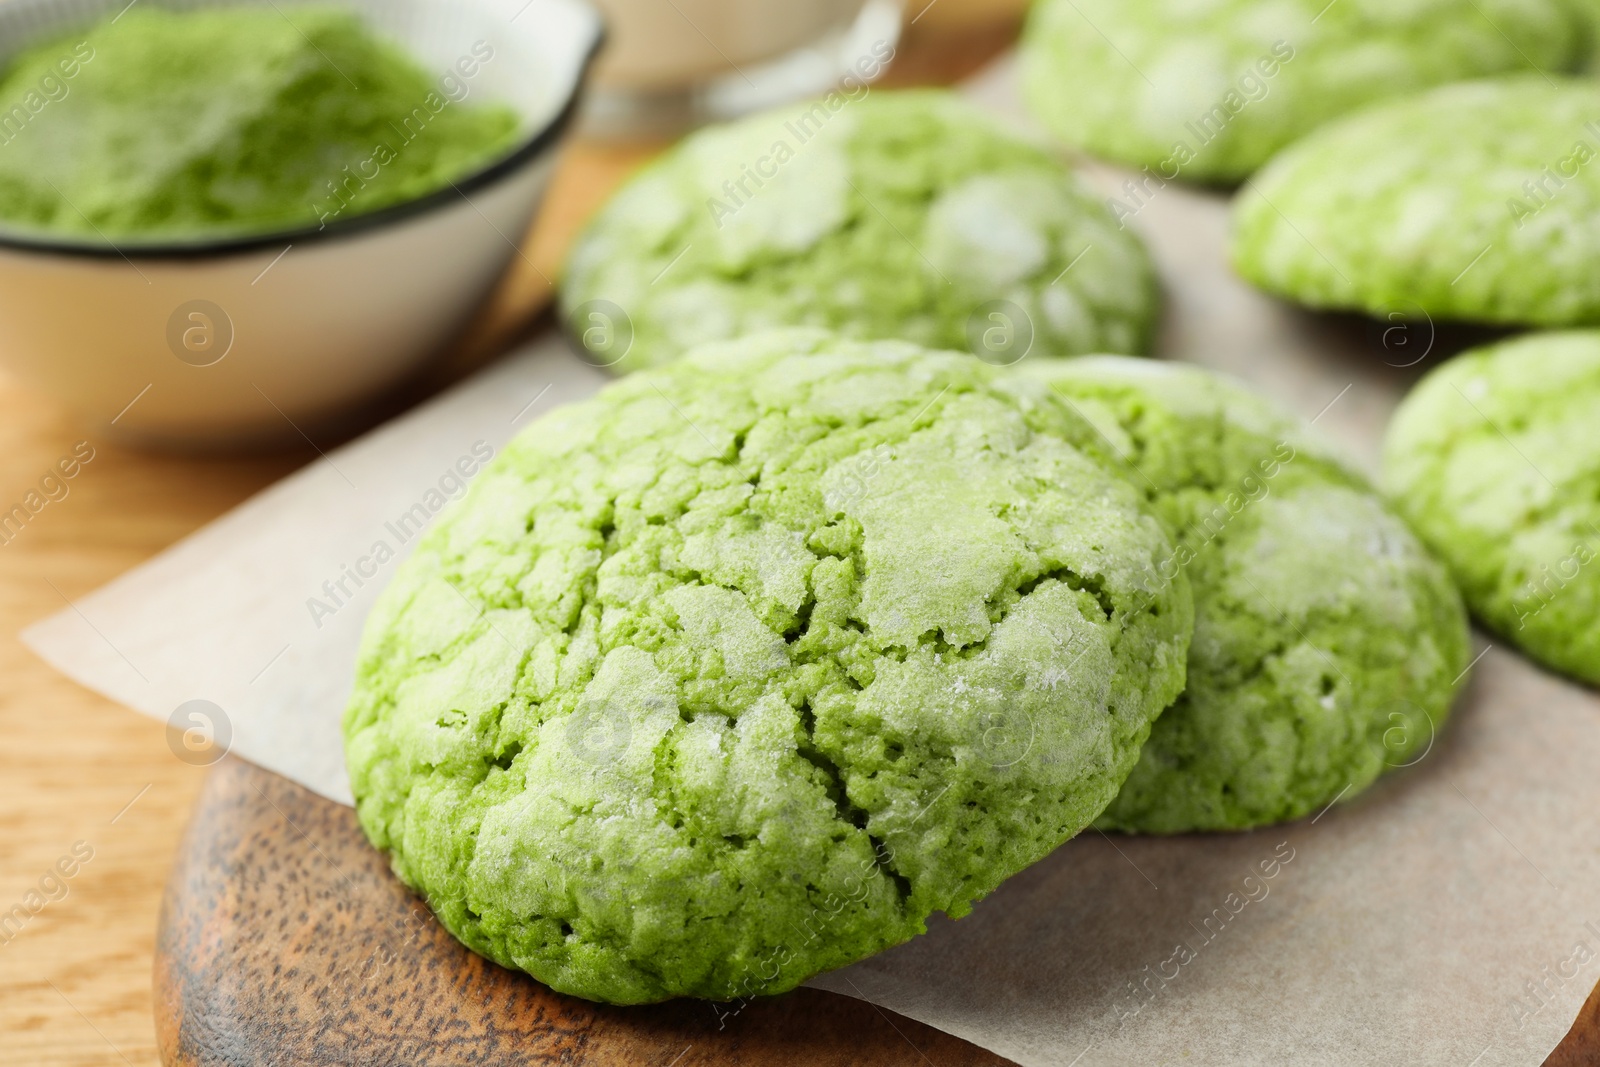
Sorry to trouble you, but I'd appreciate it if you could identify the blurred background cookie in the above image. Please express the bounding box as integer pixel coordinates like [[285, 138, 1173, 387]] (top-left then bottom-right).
[[1020, 0, 1586, 184], [1385, 331, 1600, 685], [561, 89, 1158, 373], [1232, 76, 1600, 326]]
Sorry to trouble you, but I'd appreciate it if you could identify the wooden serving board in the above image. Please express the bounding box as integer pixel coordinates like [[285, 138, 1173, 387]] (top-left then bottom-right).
[[153, 756, 1015, 1067], [151, 755, 1600, 1067], [151, 757, 1600, 1066]]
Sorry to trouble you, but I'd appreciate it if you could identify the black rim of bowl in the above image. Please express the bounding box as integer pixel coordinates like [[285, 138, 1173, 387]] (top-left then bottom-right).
[[0, 16, 605, 262]]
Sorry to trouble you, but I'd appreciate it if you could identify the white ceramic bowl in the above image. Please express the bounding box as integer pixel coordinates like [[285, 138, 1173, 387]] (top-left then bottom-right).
[[0, 0, 602, 447]]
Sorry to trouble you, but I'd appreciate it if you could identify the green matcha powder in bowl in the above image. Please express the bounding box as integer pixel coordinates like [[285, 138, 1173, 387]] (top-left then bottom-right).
[[0, 0, 602, 446], [0, 6, 521, 240]]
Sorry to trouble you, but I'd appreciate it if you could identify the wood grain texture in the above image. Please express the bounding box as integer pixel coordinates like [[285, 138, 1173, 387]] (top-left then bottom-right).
[[1549, 983, 1600, 1067], [0, 395, 297, 1067], [154, 757, 1017, 1067]]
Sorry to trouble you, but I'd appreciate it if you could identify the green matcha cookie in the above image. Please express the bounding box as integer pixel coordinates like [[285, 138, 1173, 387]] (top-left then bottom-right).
[[343, 330, 1192, 1003], [561, 90, 1158, 373], [1019, 358, 1470, 832], [1384, 332, 1600, 684], [1233, 76, 1600, 325], [1021, 0, 1583, 185]]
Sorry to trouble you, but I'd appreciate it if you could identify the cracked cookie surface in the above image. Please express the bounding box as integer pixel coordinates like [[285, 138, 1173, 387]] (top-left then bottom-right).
[[1020, 0, 1582, 184], [1024, 357, 1470, 832], [560, 89, 1157, 373], [1384, 331, 1600, 684], [1233, 76, 1600, 325], [342, 330, 1192, 1003]]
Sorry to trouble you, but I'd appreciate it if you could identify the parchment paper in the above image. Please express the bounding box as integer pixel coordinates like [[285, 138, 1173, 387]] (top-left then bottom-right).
[[24, 55, 1600, 1067]]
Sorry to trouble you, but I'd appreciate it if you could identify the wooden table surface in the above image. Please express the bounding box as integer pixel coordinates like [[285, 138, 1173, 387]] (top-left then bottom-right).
[[12, 6, 1597, 1064], [0, 4, 1022, 1064]]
